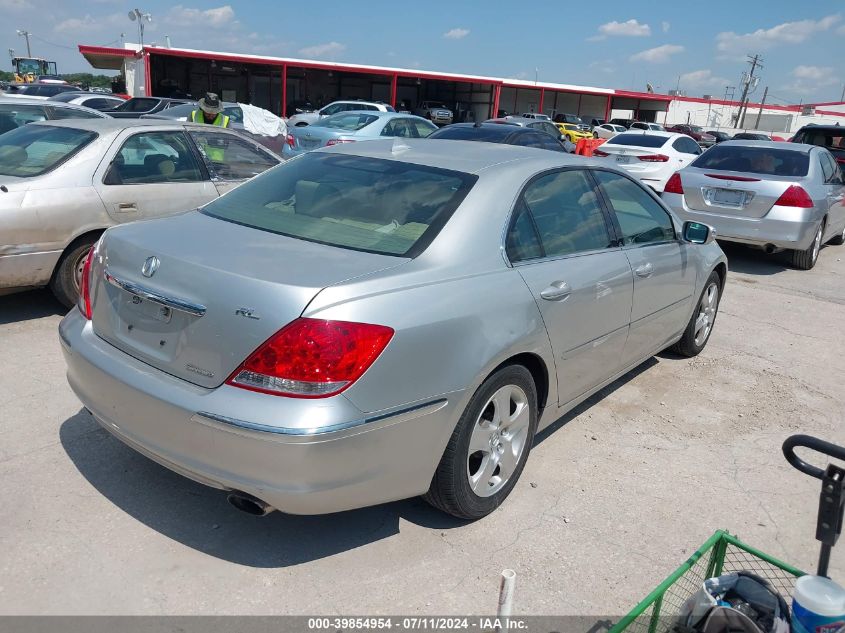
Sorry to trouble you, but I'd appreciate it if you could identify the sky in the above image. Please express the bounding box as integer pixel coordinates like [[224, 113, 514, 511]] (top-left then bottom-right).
[[2, 0, 844, 104]]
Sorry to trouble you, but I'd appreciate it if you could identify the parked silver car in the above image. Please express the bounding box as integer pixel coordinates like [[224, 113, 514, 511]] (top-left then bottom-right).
[[283, 111, 436, 158], [60, 140, 726, 519], [287, 100, 395, 127], [1, 119, 280, 305], [661, 140, 845, 269], [0, 96, 108, 134]]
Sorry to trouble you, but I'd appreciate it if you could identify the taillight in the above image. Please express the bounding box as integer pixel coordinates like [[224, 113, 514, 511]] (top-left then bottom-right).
[[77, 246, 96, 320], [227, 318, 394, 398], [705, 173, 760, 182], [836, 157, 845, 166], [593, 149, 609, 157], [285, 133, 295, 148], [325, 138, 355, 146], [637, 154, 670, 162], [774, 185, 813, 208], [664, 172, 684, 194]]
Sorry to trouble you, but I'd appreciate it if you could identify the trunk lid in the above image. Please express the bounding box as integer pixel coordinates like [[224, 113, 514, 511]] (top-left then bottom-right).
[[680, 169, 801, 218], [90, 211, 407, 388]]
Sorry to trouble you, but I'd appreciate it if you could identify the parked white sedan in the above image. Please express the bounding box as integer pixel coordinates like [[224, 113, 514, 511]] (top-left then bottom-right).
[[593, 123, 627, 140], [593, 131, 703, 192]]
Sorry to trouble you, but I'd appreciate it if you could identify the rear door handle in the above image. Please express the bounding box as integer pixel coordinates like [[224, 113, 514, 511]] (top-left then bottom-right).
[[540, 281, 571, 301], [635, 263, 654, 278], [116, 202, 137, 212]]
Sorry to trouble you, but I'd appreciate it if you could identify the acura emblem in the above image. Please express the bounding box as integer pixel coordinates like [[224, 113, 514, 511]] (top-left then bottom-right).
[[141, 256, 160, 278]]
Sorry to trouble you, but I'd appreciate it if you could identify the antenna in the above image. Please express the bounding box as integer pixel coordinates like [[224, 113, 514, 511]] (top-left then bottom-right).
[[646, 82, 655, 94]]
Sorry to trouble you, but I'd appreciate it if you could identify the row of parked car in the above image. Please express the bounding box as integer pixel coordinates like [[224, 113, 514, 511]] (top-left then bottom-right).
[[4, 88, 843, 520]]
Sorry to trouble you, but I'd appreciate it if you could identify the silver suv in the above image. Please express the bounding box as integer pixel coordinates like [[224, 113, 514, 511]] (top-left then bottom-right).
[[287, 100, 395, 127]]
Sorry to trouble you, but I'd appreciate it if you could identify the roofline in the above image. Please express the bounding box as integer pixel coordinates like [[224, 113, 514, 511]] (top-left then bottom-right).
[[78, 45, 138, 59]]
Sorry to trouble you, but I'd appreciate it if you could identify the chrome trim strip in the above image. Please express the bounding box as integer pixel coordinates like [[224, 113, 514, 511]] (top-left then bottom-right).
[[193, 398, 448, 437], [104, 270, 206, 317]]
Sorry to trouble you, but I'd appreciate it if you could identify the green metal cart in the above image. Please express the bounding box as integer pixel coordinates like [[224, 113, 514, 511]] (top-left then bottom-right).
[[610, 435, 845, 633]]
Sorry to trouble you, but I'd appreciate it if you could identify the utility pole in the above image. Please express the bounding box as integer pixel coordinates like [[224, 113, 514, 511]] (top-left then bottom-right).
[[735, 54, 763, 128], [754, 86, 769, 129], [16, 30, 32, 57]]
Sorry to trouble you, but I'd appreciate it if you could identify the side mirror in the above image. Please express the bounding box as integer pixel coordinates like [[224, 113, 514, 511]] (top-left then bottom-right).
[[683, 221, 716, 245]]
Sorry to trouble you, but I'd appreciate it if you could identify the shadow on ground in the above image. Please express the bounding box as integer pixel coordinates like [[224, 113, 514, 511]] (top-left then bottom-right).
[[719, 241, 792, 276], [60, 410, 467, 568], [0, 289, 67, 325]]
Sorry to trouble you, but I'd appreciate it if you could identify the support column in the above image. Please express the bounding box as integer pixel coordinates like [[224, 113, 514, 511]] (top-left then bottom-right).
[[144, 52, 152, 97], [491, 84, 501, 118], [538, 88, 545, 114], [390, 73, 398, 108], [281, 64, 288, 118], [604, 95, 612, 122]]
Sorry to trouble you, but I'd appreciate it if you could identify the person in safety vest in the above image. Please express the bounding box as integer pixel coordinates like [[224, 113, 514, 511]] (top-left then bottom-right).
[[191, 92, 230, 127]]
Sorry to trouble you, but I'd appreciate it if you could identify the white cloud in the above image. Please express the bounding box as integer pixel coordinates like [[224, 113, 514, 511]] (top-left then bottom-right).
[[298, 41, 346, 59], [661, 21, 670, 33], [630, 44, 684, 63], [679, 69, 731, 90], [167, 5, 236, 28], [54, 12, 125, 33], [442, 28, 470, 40], [589, 59, 616, 74], [598, 19, 651, 37], [791, 65, 838, 85], [716, 14, 841, 53], [0, 0, 33, 10]]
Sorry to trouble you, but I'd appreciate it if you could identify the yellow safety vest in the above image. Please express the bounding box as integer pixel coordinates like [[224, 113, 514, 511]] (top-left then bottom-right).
[[191, 110, 230, 162]]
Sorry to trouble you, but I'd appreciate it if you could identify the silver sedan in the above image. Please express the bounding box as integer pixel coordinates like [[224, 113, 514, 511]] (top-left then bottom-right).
[[283, 111, 436, 158], [661, 140, 845, 270], [60, 140, 726, 519], [0, 119, 280, 306]]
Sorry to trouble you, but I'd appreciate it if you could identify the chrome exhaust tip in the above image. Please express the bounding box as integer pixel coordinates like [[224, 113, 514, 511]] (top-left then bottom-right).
[[227, 492, 274, 517]]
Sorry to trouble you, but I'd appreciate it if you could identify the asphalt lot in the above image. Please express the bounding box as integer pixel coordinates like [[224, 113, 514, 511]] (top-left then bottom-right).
[[1, 241, 843, 616]]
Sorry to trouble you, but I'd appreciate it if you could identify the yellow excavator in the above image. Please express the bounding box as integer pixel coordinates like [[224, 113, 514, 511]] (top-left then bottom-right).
[[11, 57, 58, 83]]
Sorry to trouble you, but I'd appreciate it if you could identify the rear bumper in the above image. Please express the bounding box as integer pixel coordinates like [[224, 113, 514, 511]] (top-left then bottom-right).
[[662, 193, 821, 250], [0, 250, 62, 289], [59, 311, 460, 515]]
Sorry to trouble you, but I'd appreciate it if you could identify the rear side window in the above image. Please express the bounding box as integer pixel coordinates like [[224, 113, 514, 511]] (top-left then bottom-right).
[[114, 98, 158, 113], [593, 171, 675, 246], [0, 104, 47, 131], [608, 134, 669, 148], [673, 137, 701, 155], [0, 124, 96, 177], [318, 113, 378, 131], [692, 145, 809, 176], [201, 153, 477, 257], [48, 106, 103, 120], [517, 170, 613, 258], [506, 203, 543, 262], [105, 131, 203, 184]]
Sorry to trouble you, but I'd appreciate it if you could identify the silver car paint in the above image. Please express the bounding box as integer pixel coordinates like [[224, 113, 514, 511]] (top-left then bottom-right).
[[663, 141, 845, 250], [0, 119, 280, 291], [60, 139, 726, 515]]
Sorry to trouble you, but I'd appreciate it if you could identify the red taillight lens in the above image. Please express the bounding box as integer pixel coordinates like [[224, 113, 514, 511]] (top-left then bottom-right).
[[227, 318, 394, 398], [835, 157, 845, 166], [775, 184, 813, 208], [637, 154, 670, 162], [664, 172, 684, 194], [285, 133, 295, 148], [705, 173, 760, 182], [325, 138, 355, 146], [593, 149, 610, 157], [77, 246, 95, 320]]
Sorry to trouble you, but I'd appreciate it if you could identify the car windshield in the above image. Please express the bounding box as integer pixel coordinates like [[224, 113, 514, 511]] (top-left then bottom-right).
[[316, 113, 379, 131], [608, 134, 669, 148], [689, 126, 704, 133], [201, 153, 478, 257], [692, 145, 810, 176], [429, 126, 511, 142], [112, 98, 158, 112], [795, 129, 845, 157], [0, 124, 96, 177]]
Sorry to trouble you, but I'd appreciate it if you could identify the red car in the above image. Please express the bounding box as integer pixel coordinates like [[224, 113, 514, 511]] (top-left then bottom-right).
[[664, 124, 716, 147]]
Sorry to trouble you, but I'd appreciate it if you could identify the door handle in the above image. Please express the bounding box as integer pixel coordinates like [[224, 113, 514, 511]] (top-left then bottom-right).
[[116, 202, 137, 212], [540, 281, 571, 301], [635, 263, 654, 278]]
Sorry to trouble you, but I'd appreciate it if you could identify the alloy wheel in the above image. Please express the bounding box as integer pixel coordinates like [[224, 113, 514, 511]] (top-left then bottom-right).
[[466, 384, 531, 497], [694, 282, 720, 347], [811, 224, 823, 264]]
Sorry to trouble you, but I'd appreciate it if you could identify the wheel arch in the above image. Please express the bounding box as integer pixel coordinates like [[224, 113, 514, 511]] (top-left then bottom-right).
[[713, 261, 727, 290], [489, 352, 551, 415], [50, 228, 106, 281]]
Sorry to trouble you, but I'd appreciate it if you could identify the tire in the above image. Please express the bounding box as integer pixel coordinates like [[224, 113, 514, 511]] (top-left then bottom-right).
[[424, 365, 538, 520], [829, 223, 845, 246], [790, 220, 824, 270], [672, 271, 721, 357], [49, 238, 95, 308], [592, 132, 598, 139]]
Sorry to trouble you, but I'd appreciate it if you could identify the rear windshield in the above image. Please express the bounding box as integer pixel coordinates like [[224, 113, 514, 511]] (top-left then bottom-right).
[[607, 134, 669, 148], [0, 124, 96, 177], [429, 126, 510, 142], [317, 113, 379, 131], [113, 98, 158, 112], [201, 153, 478, 257], [692, 145, 809, 176]]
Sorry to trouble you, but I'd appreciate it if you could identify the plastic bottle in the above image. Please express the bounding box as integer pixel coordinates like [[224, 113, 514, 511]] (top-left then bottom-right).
[[792, 575, 845, 633]]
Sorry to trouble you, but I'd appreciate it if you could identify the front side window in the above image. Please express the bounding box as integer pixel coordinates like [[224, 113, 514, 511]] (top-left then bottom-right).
[[519, 170, 613, 258], [105, 131, 203, 185], [593, 171, 675, 246], [0, 124, 96, 177], [201, 153, 477, 257], [189, 130, 279, 181]]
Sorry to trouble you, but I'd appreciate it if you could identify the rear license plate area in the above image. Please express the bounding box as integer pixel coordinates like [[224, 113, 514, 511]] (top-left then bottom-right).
[[615, 156, 633, 164], [704, 187, 749, 208]]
